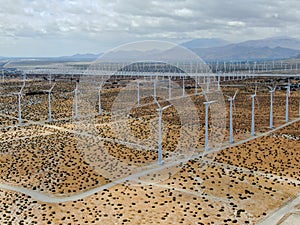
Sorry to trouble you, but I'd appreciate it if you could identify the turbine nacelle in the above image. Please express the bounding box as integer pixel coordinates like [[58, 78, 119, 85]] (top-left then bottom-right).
[[42, 83, 56, 93], [268, 85, 276, 93]]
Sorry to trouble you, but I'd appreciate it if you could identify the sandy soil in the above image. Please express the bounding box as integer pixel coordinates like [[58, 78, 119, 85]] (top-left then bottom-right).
[[0, 76, 299, 224]]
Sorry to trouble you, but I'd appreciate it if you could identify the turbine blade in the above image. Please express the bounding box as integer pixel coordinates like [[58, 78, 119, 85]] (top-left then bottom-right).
[[233, 90, 238, 99], [162, 105, 172, 111]]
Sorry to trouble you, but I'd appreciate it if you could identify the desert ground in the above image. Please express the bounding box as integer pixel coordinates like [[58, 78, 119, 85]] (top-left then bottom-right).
[[0, 74, 299, 224]]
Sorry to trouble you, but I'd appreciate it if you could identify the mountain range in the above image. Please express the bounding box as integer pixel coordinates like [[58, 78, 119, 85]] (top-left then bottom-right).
[[180, 36, 300, 61], [2, 36, 300, 62], [73, 36, 300, 61], [181, 38, 230, 49]]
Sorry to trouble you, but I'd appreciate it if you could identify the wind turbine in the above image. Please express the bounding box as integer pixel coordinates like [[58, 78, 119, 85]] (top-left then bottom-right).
[[48, 72, 52, 85], [153, 77, 157, 101], [217, 74, 221, 91], [268, 85, 276, 128], [182, 76, 185, 97], [204, 100, 217, 150], [248, 61, 251, 74], [226, 90, 238, 143], [97, 81, 104, 115], [195, 76, 199, 96], [206, 75, 210, 92], [14, 82, 26, 126], [154, 97, 172, 165], [285, 80, 291, 122], [74, 81, 79, 119], [250, 86, 257, 136], [137, 80, 140, 107], [44, 83, 56, 122], [168, 76, 172, 99], [22, 71, 26, 81]]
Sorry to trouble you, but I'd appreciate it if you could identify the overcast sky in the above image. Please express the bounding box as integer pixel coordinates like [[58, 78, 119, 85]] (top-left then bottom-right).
[[1, 0, 300, 57]]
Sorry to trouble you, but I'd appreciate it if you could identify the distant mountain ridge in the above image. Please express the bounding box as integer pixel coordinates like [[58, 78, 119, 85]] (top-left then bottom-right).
[[70, 37, 300, 62], [180, 36, 300, 61], [180, 38, 229, 49], [58, 53, 102, 61], [2, 36, 300, 62], [236, 36, 300, 50], [190, 45, 300, 61]]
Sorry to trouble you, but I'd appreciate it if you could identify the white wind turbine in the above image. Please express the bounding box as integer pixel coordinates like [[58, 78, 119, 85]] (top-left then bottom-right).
[[97, 81, 104, 115], [168, 76, 172, 99], [44, 83, 56, 122], [268, 85, 276, 128], [195, 76, 199, 96], [48, 71, 52, 85], [204, 100, 217, 150], [74, 81, 79, 119], [153, 77, 157, 101], [14, 82, 26, 126], [22, 71, 27, 81], [154, 97, 172, 165], [226, 90, 238, 143], [137, 80, 140, 107], [250, 86, 257, 136], [182, 76, 185, 97], [206, 75, 211, 92], [285, 80, 291, 122], [217, 74, 221, 91]]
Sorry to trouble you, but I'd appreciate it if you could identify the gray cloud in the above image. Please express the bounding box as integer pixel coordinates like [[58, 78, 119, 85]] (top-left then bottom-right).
[[0, 0, 300, 56]]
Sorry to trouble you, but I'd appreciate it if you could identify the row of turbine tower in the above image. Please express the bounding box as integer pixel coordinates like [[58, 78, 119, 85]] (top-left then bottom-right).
[[4, 76, 296, 141], [1, 73, 298, 167], [1, 59, 299, 82], [209, 61, 300, 73], [204, 81, 296, 152]]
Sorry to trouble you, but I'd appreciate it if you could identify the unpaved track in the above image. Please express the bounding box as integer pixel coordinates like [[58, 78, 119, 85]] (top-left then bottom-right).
[[0, 117, 299, 203]]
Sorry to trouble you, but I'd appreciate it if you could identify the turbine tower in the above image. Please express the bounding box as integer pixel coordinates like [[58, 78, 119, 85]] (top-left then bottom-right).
[[154, 97, 172, 165], [285, 80, 291, 122], [195, 76, 198, 96], [250, 86, 257, 136], [22, 71, 27, 81], [153, 77, 157, 101], [137, 80, 140, 107], [268, 86, 276, 128], [74, 81, 79, 119], [217, 74, 221, 91], [168, 76, 172, 99], [44, 83, 56, 122], [14, 82, 26, 126], [206, 75, 210, 92], [204, 100, 217, 150], [182, 76, 185, 97], [48, 72, 52, 85], [97, 81, 104, 115], [226, 90, 238, 143]]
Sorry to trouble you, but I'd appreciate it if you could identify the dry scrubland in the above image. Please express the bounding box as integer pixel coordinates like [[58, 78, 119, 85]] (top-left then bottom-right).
[[0, 76, 299, 224]]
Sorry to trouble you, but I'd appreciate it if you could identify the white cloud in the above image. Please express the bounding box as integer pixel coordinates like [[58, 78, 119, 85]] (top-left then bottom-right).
[[227, 21, 246, 27], [0, 0, 300, 56]]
